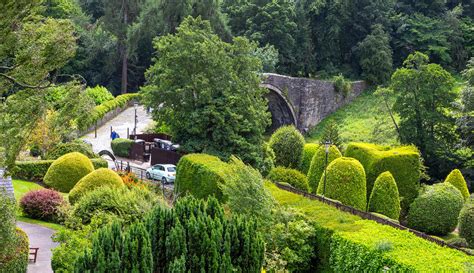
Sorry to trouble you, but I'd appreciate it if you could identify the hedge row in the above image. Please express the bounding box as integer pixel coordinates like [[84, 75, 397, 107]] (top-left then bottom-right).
[[12, 158, 108, 181], [0, 228, 29, 273], [345, 142, 421, 212], [265, 181, 474, 272], [111, 138, 134, 158], [175, 154, 232, 201]]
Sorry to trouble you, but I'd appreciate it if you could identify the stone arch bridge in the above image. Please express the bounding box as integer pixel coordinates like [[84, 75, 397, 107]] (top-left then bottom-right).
[[261, 73, 367, 132]]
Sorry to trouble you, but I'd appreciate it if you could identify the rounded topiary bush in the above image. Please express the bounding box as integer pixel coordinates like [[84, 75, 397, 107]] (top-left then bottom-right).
[[458, 196, 474, 247], [368, 171, 401, 220], [68, 168, 124, 204], [407, 183, 464, 235], [316, 157, 366, 210], [445, 169, 470, 201], [46, 140, 96, 160], [43, 152, 94, 193], [267, 166, 309, 192], [20, 189, 65, 222], [269, 125, 305, 169], [299, 143, 319, 175], [307, 145, 342, 193], [111, 138, 134, 157]]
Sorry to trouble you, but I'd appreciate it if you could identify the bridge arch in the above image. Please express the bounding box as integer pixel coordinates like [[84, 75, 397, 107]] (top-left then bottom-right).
[[260, 83, 298, 132]]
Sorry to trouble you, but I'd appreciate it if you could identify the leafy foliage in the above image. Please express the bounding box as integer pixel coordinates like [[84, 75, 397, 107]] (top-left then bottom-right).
[[20, 189, 65, 222], [46, 140, 97, 160], [459, 196, 474, 247], [299, 143, 319, 175], [368, 172, 401, 220], [307, 145, 342, 193], [407, 183, 464, 235], [44, 152, 94, 193], [0, 189, 16, 261], [319, 121, 342, 150], [267, 167, 309, 192], [111, 138, 134, 158], [317, 157, 367, 210], [332, 74, 351, 97], [84, 85, 114, 105], [445, 169, 470, 201], [0, 228, 29, 273], [269, 125, 305, 169], [69, 168, 124, 204]]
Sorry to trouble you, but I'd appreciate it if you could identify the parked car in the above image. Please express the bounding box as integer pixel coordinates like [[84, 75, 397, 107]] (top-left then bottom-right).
[[146, 164, 176, 183]]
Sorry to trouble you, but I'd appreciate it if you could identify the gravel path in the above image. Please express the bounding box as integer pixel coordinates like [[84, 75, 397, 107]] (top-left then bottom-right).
[[17, 221, 58, 273]]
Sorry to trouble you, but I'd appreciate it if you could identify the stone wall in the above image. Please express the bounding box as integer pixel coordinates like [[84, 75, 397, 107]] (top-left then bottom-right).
[[262, 73, 367, 131], [0, 168, 14, 199]]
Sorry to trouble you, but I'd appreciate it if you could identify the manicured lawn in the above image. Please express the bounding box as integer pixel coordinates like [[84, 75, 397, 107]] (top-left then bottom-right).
[[13, 179, 65, 231]]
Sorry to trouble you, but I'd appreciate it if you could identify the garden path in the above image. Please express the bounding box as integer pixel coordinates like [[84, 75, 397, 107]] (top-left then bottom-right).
[[17, 221, 58, 273]]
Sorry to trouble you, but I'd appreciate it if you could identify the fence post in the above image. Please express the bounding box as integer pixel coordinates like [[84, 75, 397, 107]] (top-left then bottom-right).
[[127, 128, 129, 139]]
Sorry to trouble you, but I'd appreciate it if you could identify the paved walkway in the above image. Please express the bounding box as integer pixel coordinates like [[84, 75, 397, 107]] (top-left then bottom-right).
[[17, 221, 58, 273]]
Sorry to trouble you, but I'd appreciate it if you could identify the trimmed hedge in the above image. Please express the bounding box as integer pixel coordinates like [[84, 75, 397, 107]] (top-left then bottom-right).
[[265, 181, 474, 272], [317, 157, 367, 210], [307, 145, 342, 193], [368, 171, 401, 220], [459, 196, 474, 247], [0, 228, 29, 273], [407, 183, 464, 235], [46, 140, 97, 160], [269, 125, 305, 169], [68, 168, 124, 204], [299, 143, 319, 174], [345, 142, 421, 212], [44, 152, 94, 193], [13, 158, 107, 182], [267, 167, 309, 192], [175, 154, 232, 201], [445, 169, 470, 201], [111, 138, 134, 158]]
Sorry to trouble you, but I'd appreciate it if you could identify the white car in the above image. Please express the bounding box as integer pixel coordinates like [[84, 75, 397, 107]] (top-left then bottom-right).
[[146, 164, 176, 183]]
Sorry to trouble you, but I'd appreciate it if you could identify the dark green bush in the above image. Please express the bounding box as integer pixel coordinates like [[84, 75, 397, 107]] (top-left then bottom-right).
[[111, 138, 134, 158], [46, 140, 97, 160], [267, 167, 309, 192], [299, 143, 319, 175], [307, 145, 342, 193], [0, 228, 29, 273], [43, 152, 95, 193], [13, 158, 107, 181], [69, 168, 124, 204], [459, 196, 474, 247], [368, 171, 401, 220], [317, 157, 366, 210], [407, 183, 464, 235], [175, 154, 231, 201], [345, 142, 421, 213], [269, 125, 305, 168], [445, 169, 470, 201]]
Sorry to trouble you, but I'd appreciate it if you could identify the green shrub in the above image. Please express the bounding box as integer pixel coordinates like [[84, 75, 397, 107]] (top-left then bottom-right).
[[333, 74, 351, 97], [0, 228, 29, 273], [72, 186, 158, 224], [407, 183, 464, 235], [317, 157, 366, 210], [174, 154, 231, 201], [345, 142, 421, 212], [46, 140, 97, 160], [269, 125, 305, 168], [111, 138, 134, 157], [13, 158, 107, 181], [85, 85, 114, 105], [445, 169, 470, 201], [44, 152, 94, 193], [368, 171, 401, 220], [307, 145, 342, 193], [299, 143, 319, 174], [69, 168, 124, 204], [459, 197, 474, 247], [255, 141, 275, 177], [0, 189, 17, 261], [267, 167, 309, 192]]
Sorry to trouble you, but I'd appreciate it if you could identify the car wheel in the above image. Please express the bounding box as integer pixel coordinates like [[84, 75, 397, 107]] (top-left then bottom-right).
[[162, 177, 167, 184], [146, 172, 151, 179]]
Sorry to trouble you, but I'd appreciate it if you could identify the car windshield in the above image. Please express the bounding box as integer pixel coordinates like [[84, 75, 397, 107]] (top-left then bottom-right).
[[167, 167, 176, 172]]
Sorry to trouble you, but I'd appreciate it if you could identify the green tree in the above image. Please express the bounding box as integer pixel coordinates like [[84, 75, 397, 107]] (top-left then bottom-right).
[[390, 52, 457, 180], [141, 17, 270, 166], [268, 125, 305, 169]]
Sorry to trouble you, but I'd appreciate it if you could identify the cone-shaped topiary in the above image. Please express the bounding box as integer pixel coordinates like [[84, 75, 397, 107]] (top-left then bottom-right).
[[299, 143, 319, 175], [317, 157, 366, 210], [445, 169, 469, 201], [269, 125, 305, 169], [267, 166, 309, 192], [368, 171, 401, 220], [307, 145, 342, 193], [68, 168, 124, 204], [407, 183, 464, 235], [43, 152, 94, 193], [459, 196, 474, 247]]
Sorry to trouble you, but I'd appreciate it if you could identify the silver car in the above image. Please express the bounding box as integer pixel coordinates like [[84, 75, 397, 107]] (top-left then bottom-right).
[[146, 164, 176, 183]]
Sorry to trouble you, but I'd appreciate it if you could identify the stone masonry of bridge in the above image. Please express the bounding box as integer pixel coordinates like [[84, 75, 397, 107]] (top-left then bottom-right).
[[261, 73, 367, 132]]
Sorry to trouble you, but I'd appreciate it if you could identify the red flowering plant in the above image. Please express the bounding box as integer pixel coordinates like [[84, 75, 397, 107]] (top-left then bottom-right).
[[20, 189, 65, 222]]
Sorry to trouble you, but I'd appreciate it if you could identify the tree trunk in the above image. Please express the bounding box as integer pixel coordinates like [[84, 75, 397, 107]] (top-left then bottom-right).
[[121, 1, 129, 94]]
